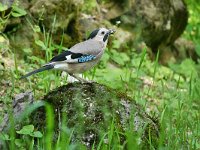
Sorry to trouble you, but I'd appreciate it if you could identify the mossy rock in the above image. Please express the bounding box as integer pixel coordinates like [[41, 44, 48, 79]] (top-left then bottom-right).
[[31, 82, 159, 148]]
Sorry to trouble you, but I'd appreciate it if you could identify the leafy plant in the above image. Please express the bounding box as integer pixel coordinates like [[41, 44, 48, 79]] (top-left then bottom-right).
[[16, 124, 43, 138], [11, 5, 27, 17], [169, 59, 198, 79], [110, 49, 130, 66], [0, 0, 200, 149], [0, 1, 27, 32]]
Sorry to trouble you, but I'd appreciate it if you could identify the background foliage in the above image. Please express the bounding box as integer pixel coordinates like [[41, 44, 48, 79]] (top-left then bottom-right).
[[0, 0, 199, 149]]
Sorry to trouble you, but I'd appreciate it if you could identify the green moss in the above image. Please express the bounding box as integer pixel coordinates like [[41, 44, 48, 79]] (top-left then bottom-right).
[[31, 82, 159, 148]]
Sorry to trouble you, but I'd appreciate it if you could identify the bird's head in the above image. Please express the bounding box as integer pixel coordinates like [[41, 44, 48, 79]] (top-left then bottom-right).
[[87, 28, 115, 44]]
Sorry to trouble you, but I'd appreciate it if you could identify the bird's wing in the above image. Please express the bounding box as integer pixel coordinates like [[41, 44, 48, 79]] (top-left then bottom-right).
[[49, 40, 103, 64]]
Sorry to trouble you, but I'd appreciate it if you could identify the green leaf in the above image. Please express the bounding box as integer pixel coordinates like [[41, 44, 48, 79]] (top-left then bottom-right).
[[15, 139, 24, 147], [99, 51, 110, 68], [16, 125, 34, 135], [110, 49, 130, 66], [0, 3, 8, 12], [169, 59, 198, 78], [112, 40, 121, 49], [11, 5, 27, 17], [35, 40, 47, 50], [195, 43, 200, 57], [0, 133, 10, 140], [31, 131, 43, 138], [33, 25, 41, 33], [22, 48, 32, 54], [27, 56, 44, 63]]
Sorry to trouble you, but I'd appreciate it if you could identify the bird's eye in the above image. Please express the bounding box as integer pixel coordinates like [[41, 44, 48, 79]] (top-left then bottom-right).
[[101, 31, 105, 35]]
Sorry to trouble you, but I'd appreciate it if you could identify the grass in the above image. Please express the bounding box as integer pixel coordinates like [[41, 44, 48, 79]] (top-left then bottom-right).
[[1, 40, 200, 149], [1, 45, 199, 149], [0, 1, 200, 149]]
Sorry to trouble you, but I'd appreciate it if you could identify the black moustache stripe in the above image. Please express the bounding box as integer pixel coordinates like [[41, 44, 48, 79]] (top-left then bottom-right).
[[103, 33, 109, 42]]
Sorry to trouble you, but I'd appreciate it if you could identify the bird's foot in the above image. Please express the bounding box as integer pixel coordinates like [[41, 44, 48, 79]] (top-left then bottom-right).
[[68, 74, 95, 83]]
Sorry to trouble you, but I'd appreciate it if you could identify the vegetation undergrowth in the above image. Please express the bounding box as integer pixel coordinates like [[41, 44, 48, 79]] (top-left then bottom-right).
[[0, 0, 200, 149]]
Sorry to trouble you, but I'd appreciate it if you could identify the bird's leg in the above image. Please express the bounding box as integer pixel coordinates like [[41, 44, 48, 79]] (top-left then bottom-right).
[[68, 73, 90, 83]]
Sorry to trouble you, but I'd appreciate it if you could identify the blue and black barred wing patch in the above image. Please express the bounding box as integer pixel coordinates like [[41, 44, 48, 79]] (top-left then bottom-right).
[[78, 55, 96, 63]]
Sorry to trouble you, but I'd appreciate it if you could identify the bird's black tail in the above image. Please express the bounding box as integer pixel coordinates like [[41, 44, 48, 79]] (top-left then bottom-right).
[[20, 65, 54, 79]]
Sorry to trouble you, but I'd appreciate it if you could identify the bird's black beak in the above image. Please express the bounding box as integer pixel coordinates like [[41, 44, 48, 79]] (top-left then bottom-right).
[[108, 29, 116, 34]]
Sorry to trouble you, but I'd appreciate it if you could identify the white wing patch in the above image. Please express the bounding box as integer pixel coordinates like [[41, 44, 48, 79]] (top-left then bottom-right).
[[63, 55, 78, 63], [65, 55, 71, 60], [64, 55, 79, 63]]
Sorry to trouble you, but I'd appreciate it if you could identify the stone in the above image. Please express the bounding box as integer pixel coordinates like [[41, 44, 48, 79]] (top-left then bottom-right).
[[0, 91, 34, 132], [0, 83, 159, 148], [133, 0, 188, 52], [31, 82, 159, 148]]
